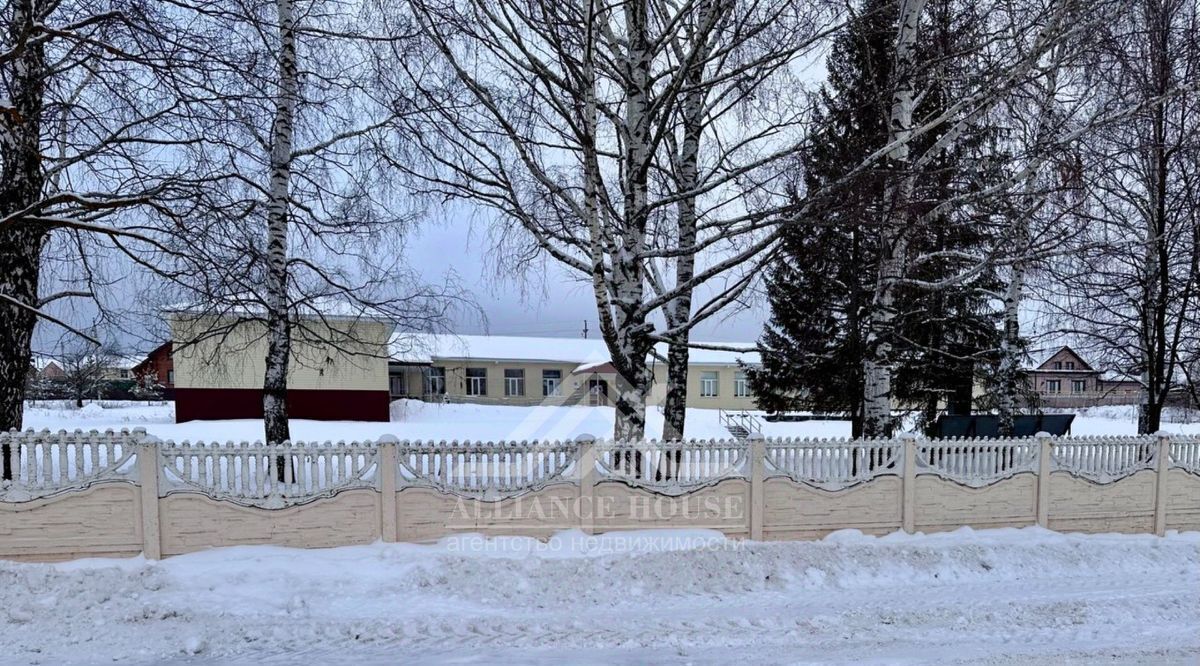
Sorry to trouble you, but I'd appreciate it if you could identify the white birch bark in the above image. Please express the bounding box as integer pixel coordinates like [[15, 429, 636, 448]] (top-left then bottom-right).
[[998, 56, 1063, 436], [262, 0, 299, 446], [661, 0, 713, 443], [861, 0, 926, 438], [609, 0, 654, 442]]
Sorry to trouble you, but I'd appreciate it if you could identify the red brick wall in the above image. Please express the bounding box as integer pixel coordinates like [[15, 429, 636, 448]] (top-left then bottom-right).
[[175, 388, 391, 423]]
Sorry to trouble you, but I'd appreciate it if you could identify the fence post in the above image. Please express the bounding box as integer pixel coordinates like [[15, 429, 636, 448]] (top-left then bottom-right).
[[1153, 431, 1171, 537], [378, 435, 399, 543], [900, 433, 917, 534], [577, 434, 596, 535], [135, 432, 162, 560], [749, 432, 766, 541], [1035, 431, 1053, 529]]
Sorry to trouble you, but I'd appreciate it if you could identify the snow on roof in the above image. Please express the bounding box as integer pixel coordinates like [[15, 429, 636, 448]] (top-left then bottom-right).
[[29, 355, 60, 371], [165, 296, 394, 324], [389, 334, 759, 366]]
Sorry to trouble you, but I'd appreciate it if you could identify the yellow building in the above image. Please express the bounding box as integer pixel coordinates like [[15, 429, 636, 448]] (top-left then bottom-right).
[[169, 304, 395, 422], [388, 334, 760, 410]]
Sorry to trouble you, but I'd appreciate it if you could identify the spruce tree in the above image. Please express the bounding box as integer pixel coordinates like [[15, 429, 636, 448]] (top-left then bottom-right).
[[750, 0, 1004, 436], [747, 0, 896, 438]]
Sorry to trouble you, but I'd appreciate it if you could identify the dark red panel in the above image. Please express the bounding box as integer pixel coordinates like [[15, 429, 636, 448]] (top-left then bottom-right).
[[175, 388, 390, 423]]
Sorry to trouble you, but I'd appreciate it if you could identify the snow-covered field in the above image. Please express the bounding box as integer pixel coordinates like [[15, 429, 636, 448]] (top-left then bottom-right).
[[18, 400, 1200, 442], [2, 528, 1197, 665], [19, 399, 852, 442]]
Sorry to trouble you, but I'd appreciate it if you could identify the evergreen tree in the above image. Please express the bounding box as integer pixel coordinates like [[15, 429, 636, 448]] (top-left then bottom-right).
[[747, 0, 896, 438], [750, 0, 1004, 436]]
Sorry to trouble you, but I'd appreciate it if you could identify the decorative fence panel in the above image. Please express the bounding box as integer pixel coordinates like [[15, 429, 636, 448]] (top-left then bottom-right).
[[159, 440, 377, 508], [396, 439, 578, 499], [3, 430, 1200, 562], [595, 438, 746, 494], [765, 437, 900, 490], [0, 429, 138, 502]]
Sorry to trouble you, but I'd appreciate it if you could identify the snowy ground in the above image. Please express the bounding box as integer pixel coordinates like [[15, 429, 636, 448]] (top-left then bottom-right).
[[1, 528, 1197, 665], [18, 400, 1200, 443], [19, 399, 851, 442]]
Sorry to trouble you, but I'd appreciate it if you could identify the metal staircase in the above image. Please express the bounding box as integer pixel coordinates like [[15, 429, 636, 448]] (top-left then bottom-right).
[[719, 409, 762, 440]]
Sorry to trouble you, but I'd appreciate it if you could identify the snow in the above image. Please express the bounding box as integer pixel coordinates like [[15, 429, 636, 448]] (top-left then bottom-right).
[[20, 400, 848, 442], [1, 527, 1196, 664], [165, 295, 395, 323], [389, 333, 761, 366], [18, 400, 1200, 443]]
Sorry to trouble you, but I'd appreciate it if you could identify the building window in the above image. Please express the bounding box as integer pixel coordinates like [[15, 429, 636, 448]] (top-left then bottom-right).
[[1065, 361, 1075, 370], [1072, 380, 1086, 394], [504, 369, 525, 396], [1052, 362, 1062, 370], [700, 371, 719, 397], [390, 375, 408, 396], [466, 367, 487, 396], [1046, 380, 1061, 394], [426, 366, 446, 395], [167, 369, 174, 385], [734, 371, 749, 398], [542, 369, 562, 396], [119, 369, 130, 379]]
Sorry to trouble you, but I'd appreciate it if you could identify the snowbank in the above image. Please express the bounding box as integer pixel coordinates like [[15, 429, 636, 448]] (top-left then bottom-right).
[[2, 528, 1197, 664]]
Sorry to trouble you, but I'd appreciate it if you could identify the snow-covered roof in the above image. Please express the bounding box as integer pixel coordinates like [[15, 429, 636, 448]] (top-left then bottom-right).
[[165, 296, 394, 324], [29, 355, 61, 371], [389, 334, 760, 366]]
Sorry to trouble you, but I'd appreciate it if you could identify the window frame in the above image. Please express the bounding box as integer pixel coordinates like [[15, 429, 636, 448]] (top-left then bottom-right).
[[465, 367, 488, 396], [426, 366, 447, 395], [389, 375, 408, 396], [733, 371, 749, 398], [700, 371, 720, 398], [504, 368, 526, 396], [1071, 379, 1086, 394], [1046, 379, 1062, 394], [542, 369, 562, 396]]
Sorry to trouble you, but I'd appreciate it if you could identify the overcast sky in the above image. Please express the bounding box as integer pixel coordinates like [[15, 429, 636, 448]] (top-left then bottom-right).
[[404, 212, 769, 344]]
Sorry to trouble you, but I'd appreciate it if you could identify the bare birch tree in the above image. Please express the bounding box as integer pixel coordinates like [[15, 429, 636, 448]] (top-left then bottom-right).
[[1041, 0, 1200, 433], [145, 0, 466, 445], [1, 1, 201, 432], [855, 0, 1125, 436], [394, 0, 829, 440]]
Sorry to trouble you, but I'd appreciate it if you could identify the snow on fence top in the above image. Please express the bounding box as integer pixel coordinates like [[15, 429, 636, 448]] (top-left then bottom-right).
[[0, 428, 139, 502], [2, 431, 1200, 505]]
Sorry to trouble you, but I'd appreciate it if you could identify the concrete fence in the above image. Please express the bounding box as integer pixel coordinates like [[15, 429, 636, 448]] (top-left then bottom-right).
[[2, 429, 1199, 562]]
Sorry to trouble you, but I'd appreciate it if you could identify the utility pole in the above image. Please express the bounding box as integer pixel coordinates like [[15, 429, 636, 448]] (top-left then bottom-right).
[[582, 320, 589, 339]]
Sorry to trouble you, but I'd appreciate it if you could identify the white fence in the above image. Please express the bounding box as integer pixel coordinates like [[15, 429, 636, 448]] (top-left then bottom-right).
[[3, 429, 1200, 561]]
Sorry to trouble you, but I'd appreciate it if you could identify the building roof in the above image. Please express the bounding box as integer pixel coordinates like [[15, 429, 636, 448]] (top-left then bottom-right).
[[389, 334, 760, 367], [165, 296, 395, 325], [1031, 345, 1096, 372]]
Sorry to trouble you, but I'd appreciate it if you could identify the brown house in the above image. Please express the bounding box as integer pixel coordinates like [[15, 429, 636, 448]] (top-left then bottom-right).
[[1026, 346, 1143, 408], [132, 342, 175, 395]]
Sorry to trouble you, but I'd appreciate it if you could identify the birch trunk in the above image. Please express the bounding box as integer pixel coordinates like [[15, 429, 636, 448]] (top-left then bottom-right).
[[1138, 0, 1173, 435], [0, 0, 48, 445], [862, 0, 925, 438], [661, 3, 710, 442], [996, 255, 1026, 435], [263, 0, 299, 447], [608, 0, 654, 442], [998, 51, 1063, 436]]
